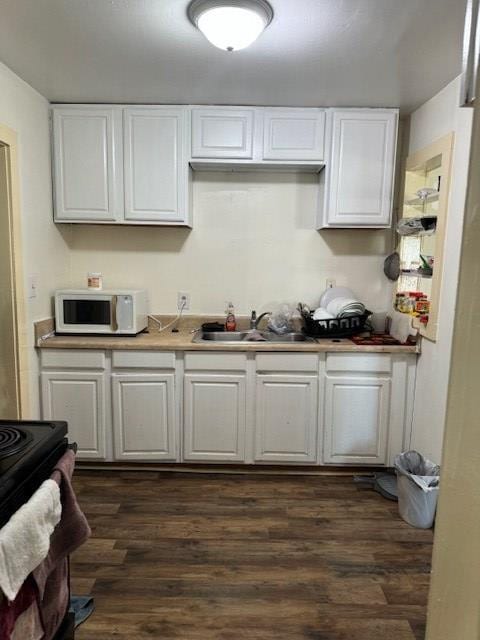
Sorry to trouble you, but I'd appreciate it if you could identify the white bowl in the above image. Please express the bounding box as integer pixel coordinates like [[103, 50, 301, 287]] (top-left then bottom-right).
[[326, 297, 364, 317], [319, 286, 357, 309]]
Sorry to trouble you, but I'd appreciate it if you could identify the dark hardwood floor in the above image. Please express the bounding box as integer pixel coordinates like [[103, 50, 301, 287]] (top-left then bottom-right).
[[71, 470, 433, 640]]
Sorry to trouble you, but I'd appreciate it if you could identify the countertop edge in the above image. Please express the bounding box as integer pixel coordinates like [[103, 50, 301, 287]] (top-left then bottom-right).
[[34, 317, 420, 354]]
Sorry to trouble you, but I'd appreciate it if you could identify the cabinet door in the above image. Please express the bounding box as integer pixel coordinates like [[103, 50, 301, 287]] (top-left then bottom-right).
[[255, 374, 318, 463], [52, 107, 123, 222], [191, 108, 254, 159], [263, 109, 325, 160], [41, 371, 107, 459], [183, 373, 246, 461], [325, 110, 397, 227], [323, 375, 391, 464], [112, 373, 177, 461], [124, 108, 188, 224]]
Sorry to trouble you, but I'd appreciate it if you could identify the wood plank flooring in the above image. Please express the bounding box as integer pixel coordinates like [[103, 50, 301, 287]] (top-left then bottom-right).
[[71, 470, 433, 640]]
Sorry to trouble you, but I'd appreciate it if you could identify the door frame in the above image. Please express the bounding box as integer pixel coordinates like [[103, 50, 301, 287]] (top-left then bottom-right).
[[0, 124, 29, 417]]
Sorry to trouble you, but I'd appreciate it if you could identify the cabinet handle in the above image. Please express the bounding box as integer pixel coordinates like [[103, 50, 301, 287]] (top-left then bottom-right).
[[111, 295, 118, 332], [461, 0, 480, 106]]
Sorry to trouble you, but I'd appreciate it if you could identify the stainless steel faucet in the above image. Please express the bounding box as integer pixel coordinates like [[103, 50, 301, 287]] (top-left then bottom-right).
[[250, 310, 271, 329]]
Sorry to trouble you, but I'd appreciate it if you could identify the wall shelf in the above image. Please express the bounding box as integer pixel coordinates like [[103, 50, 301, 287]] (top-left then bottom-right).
[[396, 133, 455, 342], [405, 193, 439, 207]]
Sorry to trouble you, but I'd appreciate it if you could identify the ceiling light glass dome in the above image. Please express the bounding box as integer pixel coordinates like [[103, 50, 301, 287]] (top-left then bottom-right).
[[188, 0, 274, 51]]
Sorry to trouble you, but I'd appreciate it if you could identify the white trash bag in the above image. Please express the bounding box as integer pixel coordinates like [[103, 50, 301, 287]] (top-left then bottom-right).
[[394, 451, 440, 529], [267, 303, 299, 335]]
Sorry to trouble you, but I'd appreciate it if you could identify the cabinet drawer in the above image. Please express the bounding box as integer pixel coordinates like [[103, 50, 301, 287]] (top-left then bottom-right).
[[112, 350, 175, 369], [256, 353, 318, 373], [40, 349, 106, 370], [326, 353, 391, 374], [184, 352, 247, 371]]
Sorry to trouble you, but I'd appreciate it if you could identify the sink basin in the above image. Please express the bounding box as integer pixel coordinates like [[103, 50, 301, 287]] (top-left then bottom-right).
[[194, 331, 250, 342], [192, 330, 313, 343], [265, 332, 310, 342]]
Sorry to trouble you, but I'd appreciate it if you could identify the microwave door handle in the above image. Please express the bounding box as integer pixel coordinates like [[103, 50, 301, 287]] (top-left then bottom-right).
[[111, 296, 118, 332]]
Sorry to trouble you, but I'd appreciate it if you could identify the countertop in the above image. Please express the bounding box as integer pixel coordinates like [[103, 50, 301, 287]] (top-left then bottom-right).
[[35, 316, 420, 354]]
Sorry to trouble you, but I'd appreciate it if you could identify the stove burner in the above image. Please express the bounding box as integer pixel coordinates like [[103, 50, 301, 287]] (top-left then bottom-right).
[[0, 426, 32, 459]]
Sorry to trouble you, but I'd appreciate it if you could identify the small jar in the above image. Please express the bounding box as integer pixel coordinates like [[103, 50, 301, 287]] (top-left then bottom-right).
[[87, 272, 103, 290]]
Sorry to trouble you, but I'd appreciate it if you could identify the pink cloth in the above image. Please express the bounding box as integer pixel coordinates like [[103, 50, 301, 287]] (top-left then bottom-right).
[[0, 576, 37, 640], [33, 449, 90, 640], [11, 602, 43, 640]]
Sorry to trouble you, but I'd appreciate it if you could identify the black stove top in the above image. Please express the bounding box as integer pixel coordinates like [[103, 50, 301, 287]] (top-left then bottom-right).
[[0, 425, 33, 459], [0, 420, 68, 523]]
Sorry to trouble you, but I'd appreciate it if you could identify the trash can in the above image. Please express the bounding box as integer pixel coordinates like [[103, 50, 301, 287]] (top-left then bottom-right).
[[394, 451, 440, 529]]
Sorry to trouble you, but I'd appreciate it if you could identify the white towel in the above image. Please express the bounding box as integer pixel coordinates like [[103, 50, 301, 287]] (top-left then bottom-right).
[[0, 479, 61, 601], [390, 310, 418, 344]]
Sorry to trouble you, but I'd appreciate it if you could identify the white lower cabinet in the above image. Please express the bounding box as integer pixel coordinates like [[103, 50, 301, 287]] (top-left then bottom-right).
[[39, 348, 416, 467], [41, 370, 108, 460], [323, 371, 391, 465], [254, 374, 318, 463], [183, 373, 247, 462], [112, 373, 177, 461]]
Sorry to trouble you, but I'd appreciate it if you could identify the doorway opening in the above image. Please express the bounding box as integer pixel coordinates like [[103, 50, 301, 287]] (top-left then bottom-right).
[[0, 125, 28, 419]]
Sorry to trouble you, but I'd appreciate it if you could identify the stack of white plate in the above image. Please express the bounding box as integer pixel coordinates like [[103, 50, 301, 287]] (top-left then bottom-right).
[[316, 286, 365, 319]]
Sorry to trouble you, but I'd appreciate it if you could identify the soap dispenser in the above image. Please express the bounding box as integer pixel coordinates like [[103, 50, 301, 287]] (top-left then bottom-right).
[[225, 302, 237, 332]]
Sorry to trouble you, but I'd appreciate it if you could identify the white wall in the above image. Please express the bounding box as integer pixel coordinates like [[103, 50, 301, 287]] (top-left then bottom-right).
[[408, 76, 473, 462], [65, 172, 392, 316], [0, 62, 71, 417]]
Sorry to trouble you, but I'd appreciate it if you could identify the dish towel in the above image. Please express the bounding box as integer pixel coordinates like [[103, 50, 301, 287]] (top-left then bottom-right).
[[0, 576, 39, 640], [0, 480, 61, 602], [10, 600, 44, 640], [389, 310, 418, 344], [33, 449, 91, 640]]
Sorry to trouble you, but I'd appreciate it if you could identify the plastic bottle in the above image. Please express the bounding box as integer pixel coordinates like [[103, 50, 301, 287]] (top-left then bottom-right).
[[225, 302, 237, 332]]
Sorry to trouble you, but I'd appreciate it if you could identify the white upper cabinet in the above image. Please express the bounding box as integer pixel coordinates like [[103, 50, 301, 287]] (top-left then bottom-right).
[[191, 107, 255, 159], [52, 107, 123, 222], [263, 109, 326, 161], [52, 104, 398, 228], [320, 109, 398, 228], [52, 105, 190, 226], [123, 107, 188, 224]]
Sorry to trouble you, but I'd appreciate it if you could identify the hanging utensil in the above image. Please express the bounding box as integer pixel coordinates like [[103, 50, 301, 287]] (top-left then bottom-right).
[[384, 251, 400, 281]]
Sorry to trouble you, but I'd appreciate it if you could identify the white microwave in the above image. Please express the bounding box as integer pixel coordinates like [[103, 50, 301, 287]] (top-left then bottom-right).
[[55, 289, 148, 335]]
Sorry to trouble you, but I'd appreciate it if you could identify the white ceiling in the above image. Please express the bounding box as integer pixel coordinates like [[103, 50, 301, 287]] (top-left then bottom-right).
[[0, 0, 466, 113]]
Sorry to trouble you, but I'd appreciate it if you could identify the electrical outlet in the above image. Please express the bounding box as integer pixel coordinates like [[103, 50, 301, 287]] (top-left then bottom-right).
[[326, 278, 336, 289], [27, 274, 38, 299], [177, 292, 190, 311]]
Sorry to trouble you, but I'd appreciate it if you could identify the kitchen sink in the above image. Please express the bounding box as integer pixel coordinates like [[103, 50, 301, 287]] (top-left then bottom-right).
[[194, 331, 251, 342], [192, 330, 314, 343], [267, 333, 311, 342]]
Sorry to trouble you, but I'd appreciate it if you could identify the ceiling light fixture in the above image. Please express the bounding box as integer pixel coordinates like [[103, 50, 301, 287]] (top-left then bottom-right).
[[188, 0, 274, 52]]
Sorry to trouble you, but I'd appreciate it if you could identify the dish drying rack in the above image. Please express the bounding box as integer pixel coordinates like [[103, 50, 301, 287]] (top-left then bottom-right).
[[298, 303, 372, 338]]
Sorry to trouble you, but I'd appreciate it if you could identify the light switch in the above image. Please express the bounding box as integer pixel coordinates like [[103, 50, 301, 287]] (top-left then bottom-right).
[[27, 274, 38, 299]]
